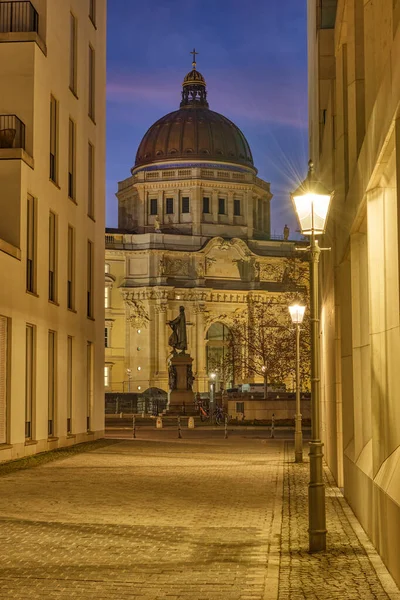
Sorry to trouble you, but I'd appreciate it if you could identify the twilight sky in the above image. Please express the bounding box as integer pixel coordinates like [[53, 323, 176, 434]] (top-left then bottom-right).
[[106, 0, 308, 236]]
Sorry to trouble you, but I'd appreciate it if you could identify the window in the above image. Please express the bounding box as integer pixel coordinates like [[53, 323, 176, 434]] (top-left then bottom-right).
[[105, 263, 110, 274], [88, 142, 95, 218], [105, 286, 110, 308], [88, 45, 95, 121], [48, 212, 57, 302], [67, 336, 73, 434], [0, 316, 8, 445], [218, 198, 226, 215], [48, 331, 56, 437], [69, 13, 77, 94], [150, 198, 158, 215], [236, 402, 244, 414], [26, 196, 36, 293], [25, 324, 35, 439], [105, 327, 109, 348], [50, 96, 58, 182], [166, 197, 174, 214], [67, 226, 75, 310], [68, 119, 76, 199], [203, 197, 210, 213], [87, 342, 93, 431], [234, 199, 241, 216], [182, 197, 190, 213], [89, 0, 96, 25], [87, 241, 93, 318], [104, 365, 110, 388]]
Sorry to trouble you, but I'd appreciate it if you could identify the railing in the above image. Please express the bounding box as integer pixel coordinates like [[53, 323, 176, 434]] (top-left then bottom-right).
[[0, 115, 25, 149], [0, 1, 39, 33]]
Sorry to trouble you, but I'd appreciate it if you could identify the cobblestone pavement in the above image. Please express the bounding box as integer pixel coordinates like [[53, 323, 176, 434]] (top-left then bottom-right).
[[0, 429, 398, 599]]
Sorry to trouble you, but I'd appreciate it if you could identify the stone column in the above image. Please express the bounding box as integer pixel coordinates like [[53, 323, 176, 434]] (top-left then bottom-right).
[[246, 189, 254, 237], [212, 189, 219, 223], [195, 303, 207, 392], [158, 190, 164, 224], [227, 190, 234, 223], [192, 184, 201, 235], [155, 302, 168, 375]]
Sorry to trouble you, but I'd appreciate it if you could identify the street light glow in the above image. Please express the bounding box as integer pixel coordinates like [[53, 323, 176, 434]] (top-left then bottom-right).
[[289, 304, 306, 325], [291, 160, 332, 236]]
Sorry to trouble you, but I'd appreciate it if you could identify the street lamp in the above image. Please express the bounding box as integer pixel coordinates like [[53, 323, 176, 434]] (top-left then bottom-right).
[[261, 365, 267, 399], [291, 159, 333, 553], [289, 303, 306, 463], [126, 368, 132, 393], [209, 372, 217, 423]]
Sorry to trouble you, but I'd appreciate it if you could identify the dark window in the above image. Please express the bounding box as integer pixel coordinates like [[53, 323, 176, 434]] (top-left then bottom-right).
[[182, 197, 190, 213], [150, 198, 158, 215], [203, 197, 210, 213], [166, 198, 174, 214], [218, 198, 225, 215], [234, 199, 241, 216], [105, 327, 109, 348], [236, 402, 244, 414]]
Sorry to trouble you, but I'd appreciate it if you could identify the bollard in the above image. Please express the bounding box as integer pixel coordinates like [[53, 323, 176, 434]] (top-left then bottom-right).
[[270, 413, 275, 439], [156, 416, 163, 429], [188, 416, 195, 429], [224, 415, 228, 439], [132, 415, 136, 439], [178, 416, 182, 439]]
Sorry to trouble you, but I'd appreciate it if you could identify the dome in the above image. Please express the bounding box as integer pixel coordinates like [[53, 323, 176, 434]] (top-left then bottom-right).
[[134, 57, 255, 171]]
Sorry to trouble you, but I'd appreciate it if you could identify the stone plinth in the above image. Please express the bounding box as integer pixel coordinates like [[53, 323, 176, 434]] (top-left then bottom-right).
[[168, 353, 195, 415]]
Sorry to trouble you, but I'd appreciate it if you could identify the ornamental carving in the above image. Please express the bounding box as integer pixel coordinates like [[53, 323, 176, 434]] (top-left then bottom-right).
[[164, 257, 190, 277], [126, 299, 150, 329], [168, 364, 177, 391]]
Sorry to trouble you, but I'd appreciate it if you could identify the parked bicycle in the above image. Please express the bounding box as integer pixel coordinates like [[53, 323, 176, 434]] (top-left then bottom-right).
[[198, 403, 226, 425]]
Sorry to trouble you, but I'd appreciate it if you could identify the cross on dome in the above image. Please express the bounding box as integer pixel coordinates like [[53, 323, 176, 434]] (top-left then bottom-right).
[[190, 48, 198, 69]]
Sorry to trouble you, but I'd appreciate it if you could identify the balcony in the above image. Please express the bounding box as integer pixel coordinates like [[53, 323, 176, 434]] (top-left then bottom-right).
[[0, 115, 25, 150], [0, 1, 38, 34]]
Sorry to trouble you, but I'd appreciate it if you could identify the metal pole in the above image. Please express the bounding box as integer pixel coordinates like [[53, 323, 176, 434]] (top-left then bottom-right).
[[308, 236, 326, 552], [132, 415, 136, 439], [224, 415, 228, 439], [294, 323, 303, 462], [210, 382, 214, 425], [178, 416, 182, 439]]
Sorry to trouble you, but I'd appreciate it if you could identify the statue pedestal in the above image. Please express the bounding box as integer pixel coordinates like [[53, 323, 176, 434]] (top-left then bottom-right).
[[168, 353, 196, 415]]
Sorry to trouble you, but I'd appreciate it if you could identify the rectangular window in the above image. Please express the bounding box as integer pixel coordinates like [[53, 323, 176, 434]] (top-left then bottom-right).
[[48, 212, 57, 302], [236, 402, 244, 414], [89, 0, 96, 25], [218, 197, 226, 215], [105, 327, 109, 348], [25, 324, 35, 439], [0, 316, 8, 445], [50, 96, 58, 182], [69, 13, 77, 94], [182, 197, 190, 213], [87, 240, 93, 318], [48, 330, 56, 437], [68, 119, 76, 200], [88, 142, 95, 218], [67, 336, 73, 434], [150, 198, 158, 215], [202, 197, 210, 213], [105, 286, 110, 308], [26, 196, 36, 294], [67, 225, 75, 310], [234, 199, 241, 216], [166, 197, 174, 214], [87, 342, 93, 431], [104, 365, 110, 388], [88, 45, 95, 121]]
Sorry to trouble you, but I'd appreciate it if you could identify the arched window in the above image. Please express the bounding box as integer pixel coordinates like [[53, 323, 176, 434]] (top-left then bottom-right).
[[206, 323, 233, 389]]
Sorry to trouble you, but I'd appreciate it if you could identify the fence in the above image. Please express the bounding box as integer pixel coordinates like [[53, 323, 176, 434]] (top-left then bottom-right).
[[0, 1, 39, 33]]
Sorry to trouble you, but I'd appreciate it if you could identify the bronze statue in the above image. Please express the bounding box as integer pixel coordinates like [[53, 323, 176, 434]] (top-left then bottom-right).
[[187, 365, 195, 390], [168, 364, 177, 390], [168, 305, 187, 354]]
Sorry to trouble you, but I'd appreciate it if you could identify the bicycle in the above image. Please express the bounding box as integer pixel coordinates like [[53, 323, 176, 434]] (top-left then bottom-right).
[[199, 404, 226, 425]]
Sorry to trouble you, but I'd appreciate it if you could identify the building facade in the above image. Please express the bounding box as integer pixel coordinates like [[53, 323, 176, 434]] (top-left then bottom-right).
[[0, 0, 106, 460], [308, 0, 400, 586], [105, 61, 303, 401]]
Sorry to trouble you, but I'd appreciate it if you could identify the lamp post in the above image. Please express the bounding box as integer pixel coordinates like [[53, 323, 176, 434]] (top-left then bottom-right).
[[126, 368, 132, 393], [289, 303, 306, 463], [291, 159, 333, 553], [261, 365, 267, 399], [209, 372, 217, 423]]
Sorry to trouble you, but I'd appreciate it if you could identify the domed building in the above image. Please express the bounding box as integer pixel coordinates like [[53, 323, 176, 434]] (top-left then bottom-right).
[[105, 57, 301, 409]]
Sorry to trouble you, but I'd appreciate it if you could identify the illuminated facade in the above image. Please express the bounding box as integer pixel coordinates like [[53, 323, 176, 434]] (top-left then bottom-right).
[[0, 0, 107, 460], [308, 0, 400, 586], [105, 61, 300, 399]]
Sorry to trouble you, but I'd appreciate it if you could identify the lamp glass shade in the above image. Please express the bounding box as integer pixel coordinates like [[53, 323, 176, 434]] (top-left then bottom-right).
[[289, 304, 306, 324], [292, 193, 331, 235]]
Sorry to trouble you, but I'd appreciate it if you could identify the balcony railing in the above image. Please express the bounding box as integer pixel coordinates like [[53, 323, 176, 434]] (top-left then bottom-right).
[[0, 115, 25, 150], [0, 1, 39, 34]]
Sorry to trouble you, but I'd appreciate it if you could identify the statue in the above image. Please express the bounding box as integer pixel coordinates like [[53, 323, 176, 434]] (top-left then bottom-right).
[[187, 365, 195, 390], [158, 255, 166, 277], [196, 261, 205, 279], [283, 224, 290, 241], [168, 305, 187, 354], [154, 215, 161, 233], [168, 364, 177, 390]]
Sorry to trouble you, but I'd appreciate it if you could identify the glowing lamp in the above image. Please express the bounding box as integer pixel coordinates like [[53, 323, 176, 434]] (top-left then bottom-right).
[[291, 160, 332, 235], [289, 304, 306, 325]]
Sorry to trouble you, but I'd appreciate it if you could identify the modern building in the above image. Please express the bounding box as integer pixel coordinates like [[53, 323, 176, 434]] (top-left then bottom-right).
[[308, 0, 400, 586], [105, 58, 305, 405], [0, 0, 106, 461]]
